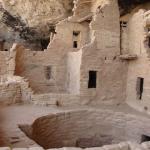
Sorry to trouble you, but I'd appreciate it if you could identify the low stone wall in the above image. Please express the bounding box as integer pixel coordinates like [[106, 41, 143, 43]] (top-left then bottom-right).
[[0, 141, 150, 150], [0, 76, 34, 105], [0, 75, 84, 106], [31, 93, 81, 106], [0, 82, 21, 105]]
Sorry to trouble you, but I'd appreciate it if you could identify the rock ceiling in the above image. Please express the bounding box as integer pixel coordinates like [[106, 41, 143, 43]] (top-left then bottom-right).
[[118, 0, 150, 16], [0, 0, 73, 42]]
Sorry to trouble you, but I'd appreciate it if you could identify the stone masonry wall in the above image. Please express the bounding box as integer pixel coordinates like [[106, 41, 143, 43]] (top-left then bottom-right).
[[0, 82, 21, 105], [80, 0, 128, 105]]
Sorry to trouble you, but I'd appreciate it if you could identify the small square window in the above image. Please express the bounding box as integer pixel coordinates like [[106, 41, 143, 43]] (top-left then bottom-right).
[[120, 21, 127, 28], [73, 31, 80, 37], [44, 66, 51, 80]]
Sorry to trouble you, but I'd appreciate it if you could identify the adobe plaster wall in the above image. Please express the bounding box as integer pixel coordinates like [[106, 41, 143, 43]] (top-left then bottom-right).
[[125, 8, 150, 113], [67, 50, 82, 95]]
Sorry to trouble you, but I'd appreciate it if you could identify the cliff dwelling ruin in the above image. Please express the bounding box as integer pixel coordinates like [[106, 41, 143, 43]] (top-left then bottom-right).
[[0, 0, 150, 150]]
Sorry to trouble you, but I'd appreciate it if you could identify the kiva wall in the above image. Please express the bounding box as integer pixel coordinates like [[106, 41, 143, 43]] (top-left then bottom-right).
[[28, 109, 150, 149]]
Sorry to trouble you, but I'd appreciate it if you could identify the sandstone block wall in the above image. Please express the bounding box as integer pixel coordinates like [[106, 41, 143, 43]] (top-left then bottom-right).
[[80, 0, 128, 105], [67, 50, 82, 94], [0, 51, 9, 76], [0, 82, 21, 105], [31, 93, 80, 106]]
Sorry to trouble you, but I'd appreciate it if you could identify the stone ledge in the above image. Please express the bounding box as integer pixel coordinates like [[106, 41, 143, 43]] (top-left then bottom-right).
[[119, 54, 138, 60]]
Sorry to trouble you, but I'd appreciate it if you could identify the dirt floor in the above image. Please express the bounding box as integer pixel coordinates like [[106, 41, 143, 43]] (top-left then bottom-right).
[[0, 104, 63, 148]]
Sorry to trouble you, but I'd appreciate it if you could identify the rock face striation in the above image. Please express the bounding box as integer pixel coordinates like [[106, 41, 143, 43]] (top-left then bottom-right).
[[118, 0, 150, 15], [0, 0, 73, 50]]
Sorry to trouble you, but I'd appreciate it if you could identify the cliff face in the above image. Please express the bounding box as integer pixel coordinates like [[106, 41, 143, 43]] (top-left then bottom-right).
[[0, 0, 73, 50], [118, 0, 150, 16], [0, 0, 73, 35]]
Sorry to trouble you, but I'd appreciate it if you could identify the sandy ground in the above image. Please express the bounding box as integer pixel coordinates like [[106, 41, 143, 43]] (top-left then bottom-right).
[[0, 104, 63, 148]]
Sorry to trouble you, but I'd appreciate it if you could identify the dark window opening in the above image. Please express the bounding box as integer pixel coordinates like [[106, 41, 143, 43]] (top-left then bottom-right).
[[88, 71, 97, 88], [120, 21, 127, 28], [44, 66, 51, 80], [148, 37, 150, 48], [49, 26, 56, 34], [73, 31, 80, 48], [85, 18, 92, 23], [141, 135, 150, 143], [41, 38, 50, 51], [136, 77, 144, 100], [73, 31, 80, 37], [113, 56, 117, 60], [73, 41, 78, 48]]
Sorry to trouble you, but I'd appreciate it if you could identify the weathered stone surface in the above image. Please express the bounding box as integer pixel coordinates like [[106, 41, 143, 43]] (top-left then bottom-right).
[[18, 108, 150, 149], [0, 0, 73, 50]]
